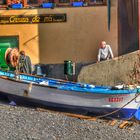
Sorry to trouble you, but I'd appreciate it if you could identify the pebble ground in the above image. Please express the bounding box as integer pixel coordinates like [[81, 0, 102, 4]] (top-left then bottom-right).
[[0, 101, 140, 140]]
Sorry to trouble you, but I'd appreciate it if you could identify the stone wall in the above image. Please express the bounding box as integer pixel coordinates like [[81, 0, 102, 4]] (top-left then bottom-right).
[[78, 51, 140, 86], [33, 61, 94, 81]]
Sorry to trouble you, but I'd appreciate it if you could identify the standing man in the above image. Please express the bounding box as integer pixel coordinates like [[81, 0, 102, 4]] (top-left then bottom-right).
[[97, 41, 114, 62], [18, 50, 32, 74]]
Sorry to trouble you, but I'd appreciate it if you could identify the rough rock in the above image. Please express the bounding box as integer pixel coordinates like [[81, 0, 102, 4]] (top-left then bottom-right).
[[78, 51, 140, 86]]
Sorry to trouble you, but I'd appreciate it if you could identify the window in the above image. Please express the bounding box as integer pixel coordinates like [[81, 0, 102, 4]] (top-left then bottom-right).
[[59, 0, 70, 3], [56, 0, 71, 6], [89, 0, 106, 5], [0, 0, 106, 8], [27, 0, 38, 4], [0, 0, 6, 4], [91, 0, 104, 3], [43, 0, 54, 3], [27, 0, 54, 4], [27, 0, 43, 4]]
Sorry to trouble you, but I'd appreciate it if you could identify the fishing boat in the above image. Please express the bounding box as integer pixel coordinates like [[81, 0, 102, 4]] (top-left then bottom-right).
[[0, 70, 140, 120]]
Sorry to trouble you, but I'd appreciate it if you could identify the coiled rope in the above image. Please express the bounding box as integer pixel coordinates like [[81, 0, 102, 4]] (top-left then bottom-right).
[[5, 48, 19, 68]]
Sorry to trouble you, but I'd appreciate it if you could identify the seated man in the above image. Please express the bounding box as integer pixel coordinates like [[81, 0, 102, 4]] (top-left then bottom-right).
[[97, 41, 114, 62]]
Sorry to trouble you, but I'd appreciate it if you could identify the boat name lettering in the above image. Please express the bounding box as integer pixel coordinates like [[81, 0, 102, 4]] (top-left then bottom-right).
[[108, 97, 123, 102], [32, 16, 40, 23], [44, 16, 53, 22], [10, 16, 29, 23], [0, 14, 67, 24]]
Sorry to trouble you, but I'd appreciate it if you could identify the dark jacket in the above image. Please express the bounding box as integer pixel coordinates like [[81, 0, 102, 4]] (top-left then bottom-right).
[[18, 54, 32, 74]]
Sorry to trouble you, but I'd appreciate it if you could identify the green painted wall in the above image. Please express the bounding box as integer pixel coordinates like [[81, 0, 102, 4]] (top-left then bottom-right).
[[0, 36, 19, 70]]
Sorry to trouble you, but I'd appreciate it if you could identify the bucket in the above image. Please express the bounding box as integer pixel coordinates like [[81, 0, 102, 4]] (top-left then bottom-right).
[[64, 60, 73, 76], [34, 64, 47, 76]]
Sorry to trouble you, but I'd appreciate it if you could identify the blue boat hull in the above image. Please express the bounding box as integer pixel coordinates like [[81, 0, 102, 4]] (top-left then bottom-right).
[[0, 70, 139, 120], [7, 94, 137, 120]]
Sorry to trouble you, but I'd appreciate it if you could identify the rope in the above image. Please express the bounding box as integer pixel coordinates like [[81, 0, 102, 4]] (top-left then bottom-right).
[[65, 91, 140, 120], [36, 91, 140, 121], [5, 48, 19, 68], [5, 48, 12, 66]]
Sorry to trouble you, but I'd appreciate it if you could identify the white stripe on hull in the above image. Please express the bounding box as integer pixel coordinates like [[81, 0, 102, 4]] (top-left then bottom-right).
[[0, 77, 139, 110]]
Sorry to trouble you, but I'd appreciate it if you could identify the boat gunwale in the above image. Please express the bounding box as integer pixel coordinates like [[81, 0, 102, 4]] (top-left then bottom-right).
[[0, 75, 138, 95]]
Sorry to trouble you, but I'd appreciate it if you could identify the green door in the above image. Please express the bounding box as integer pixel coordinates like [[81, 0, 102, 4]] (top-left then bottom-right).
[[0, 36, 19, 70]]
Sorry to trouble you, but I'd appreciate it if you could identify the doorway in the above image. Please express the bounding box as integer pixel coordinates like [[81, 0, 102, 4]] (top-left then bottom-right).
[[118, 0, 139, 55]]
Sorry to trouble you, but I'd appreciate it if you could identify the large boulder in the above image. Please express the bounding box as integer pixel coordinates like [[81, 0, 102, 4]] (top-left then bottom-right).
[[78, 51, 140, 86]]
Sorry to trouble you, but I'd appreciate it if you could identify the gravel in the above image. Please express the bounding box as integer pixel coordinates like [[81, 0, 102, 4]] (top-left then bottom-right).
[[0, 101, 140, 140]]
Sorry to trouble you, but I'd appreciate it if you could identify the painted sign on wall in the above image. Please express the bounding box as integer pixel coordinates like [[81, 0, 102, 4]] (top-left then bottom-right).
[[0, 14, 67, 24]]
